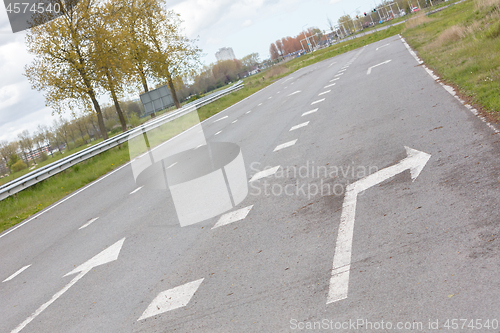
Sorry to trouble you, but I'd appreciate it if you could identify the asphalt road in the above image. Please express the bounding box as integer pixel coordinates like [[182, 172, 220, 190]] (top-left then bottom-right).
[[1, 35, 500, 333]]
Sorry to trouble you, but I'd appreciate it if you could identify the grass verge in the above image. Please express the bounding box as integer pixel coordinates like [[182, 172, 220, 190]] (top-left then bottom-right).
[[0, 23, 406, 234], [402, 0, 500, 115]]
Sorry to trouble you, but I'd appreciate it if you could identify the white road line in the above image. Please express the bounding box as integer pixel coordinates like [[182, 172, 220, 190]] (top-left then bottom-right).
[[302, 108, 318, 116], [281, 77, 294, 84], [328, 62, 337, 68], [376, 43, 390, 51], [277, 91, 281, 94], [79, 217, 99, 230], [194, 144, 203, 149], [268, 96, 272, 99], [213, 116, 228, 123], [129, 187, 143, 195], [318, 90, 331, 96], [290, 121, 310, 131], [330, 78, 340, 82], [232, 120, 238, 124], [212, 205, 254, 229], [274, 140, 297, 152], [258, 103, 262, 106], [288, 90, 301, 96], [249, 166, 281, 182], [339, 68, 347, 72], [284, 86, 288, 89], [324, 83, 336, 88], [215, 131, 222, 135], [327, 147, 431, 304], [167, 162, 177, 169], [246, 110, 251, 114], [311, 98, 325, 105], [367, 59, 392, 75], [138, 279, 204, 320], [3, 265, 31, 282], [334, 73, 344, 77]]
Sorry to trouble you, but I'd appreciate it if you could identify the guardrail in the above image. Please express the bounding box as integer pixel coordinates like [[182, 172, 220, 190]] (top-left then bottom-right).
[[0, 81, 244, 201]]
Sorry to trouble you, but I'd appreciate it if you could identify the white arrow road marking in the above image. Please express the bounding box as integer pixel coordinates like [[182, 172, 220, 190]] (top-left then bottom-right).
[[367, 60, 392, 75], [318, 90, 331, 96], [213, 116, 228, 123], [130, 186, 143, 195], [79, 217, 99, 230], [324, 83, 336, 88], [212, 205, 254, 229], [376, 43, 390, 51], [249, 166, 281, 182], [288, 90, 301, 96], [302, 108, 318, 116], [290, 121, 310, 131], [274, 140, 297, 152], [330, 78, 340, 82], [11, 238, 125, 333], [3, 265, 31, 282], [311, 98, 325, 105], [327, 147, 430, 304], [138, 279, 204, 320]]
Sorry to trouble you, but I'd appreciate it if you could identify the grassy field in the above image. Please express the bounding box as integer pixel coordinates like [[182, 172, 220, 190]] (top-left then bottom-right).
[[403, 0, 500, 114], [0, 22, 407, 234]]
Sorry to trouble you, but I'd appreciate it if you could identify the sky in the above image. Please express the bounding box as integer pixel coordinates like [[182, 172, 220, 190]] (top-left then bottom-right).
[[0, 0, 385, 142]]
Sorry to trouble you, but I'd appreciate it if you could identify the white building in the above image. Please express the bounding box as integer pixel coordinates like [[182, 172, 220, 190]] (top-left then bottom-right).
[[215, 47, 236, 61]]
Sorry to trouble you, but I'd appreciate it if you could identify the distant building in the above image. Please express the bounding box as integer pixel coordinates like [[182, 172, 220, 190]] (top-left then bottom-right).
[[215, 47, 236, 61]]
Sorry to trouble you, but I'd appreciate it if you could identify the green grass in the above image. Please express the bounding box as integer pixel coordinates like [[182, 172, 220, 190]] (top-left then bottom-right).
[[403, 0, 500, 113], [0, 23, 407, 234]]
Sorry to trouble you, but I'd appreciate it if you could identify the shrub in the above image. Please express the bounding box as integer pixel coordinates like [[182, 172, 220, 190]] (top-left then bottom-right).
[[11, 160, 27, 172], [129, 113, 141, 128], [74, 138, 85, 147], [486, 20, 500, 38], [38, 152, 48, 162]]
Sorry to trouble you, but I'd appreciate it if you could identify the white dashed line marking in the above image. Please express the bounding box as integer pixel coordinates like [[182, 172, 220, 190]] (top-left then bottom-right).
[[302, 108, 318, 116], [168, 162, 177, 169], [3, 265, 31, 282], [130, 187, 143, 195], [212, 205, 254, 229], [138, 279, 204, 320], [324, 83, 336, 88], [330, 78, 340, 82], [328, 62, 337, 68], [376, 43, 390, 51], [249, 166, 281, 182], [246, 110, 251, 114], [258, 103, 262, 106], [334, 73, 344, 77], [232, 120, 238, 123], [318, 90, 331, 96], [215, 131, 222, 135], [311, 98, 325, 105], [79, 217, 99, 230], [213, 116, 228, 123], [274, 140, 297, 152], [288, 90, 301, 96], [290, 121, 310, 131]]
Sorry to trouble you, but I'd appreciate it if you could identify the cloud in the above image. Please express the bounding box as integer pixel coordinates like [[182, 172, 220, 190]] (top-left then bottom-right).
[[242, 19, 252, 27], [330, 0, 342, 3]]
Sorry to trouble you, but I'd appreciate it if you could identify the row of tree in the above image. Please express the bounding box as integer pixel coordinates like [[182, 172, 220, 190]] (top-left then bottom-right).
[[0, 100, 144, 175], [25, 0, 201, 141]]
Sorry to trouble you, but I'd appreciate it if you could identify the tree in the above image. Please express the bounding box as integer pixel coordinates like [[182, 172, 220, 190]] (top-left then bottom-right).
[[338, 15, 355, 34], [241, 53, 260, 71], [18, 130, 34, 166], [269, 43, 280, 60], [25, 0, 109, 140], [0, 141, 19, 173]]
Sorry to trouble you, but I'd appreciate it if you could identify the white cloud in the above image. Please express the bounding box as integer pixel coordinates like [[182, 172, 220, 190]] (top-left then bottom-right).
[[242, 19, 252, 27]]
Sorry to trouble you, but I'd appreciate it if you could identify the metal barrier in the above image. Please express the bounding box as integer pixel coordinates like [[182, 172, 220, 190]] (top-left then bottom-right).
[[0, 81, 244, 201]]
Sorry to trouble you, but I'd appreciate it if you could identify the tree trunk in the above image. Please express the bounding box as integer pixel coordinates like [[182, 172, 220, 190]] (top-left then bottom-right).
[[166, 71, 181, 109], [140, 68, 149, 92], [106, 72, 127, 132], [88, 90, 108, 140]]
